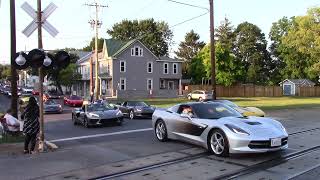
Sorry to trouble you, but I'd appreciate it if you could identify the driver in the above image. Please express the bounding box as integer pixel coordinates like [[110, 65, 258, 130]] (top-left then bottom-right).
[[182, 106, 194, 116]]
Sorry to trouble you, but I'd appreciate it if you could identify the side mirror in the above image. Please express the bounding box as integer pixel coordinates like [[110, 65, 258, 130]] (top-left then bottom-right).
[[180, 113, 192, 120]]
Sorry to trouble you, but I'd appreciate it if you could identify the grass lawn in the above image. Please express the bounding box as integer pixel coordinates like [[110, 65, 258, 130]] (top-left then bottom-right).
[[137, 97, 320, 110], [0, 134, 25, 144]]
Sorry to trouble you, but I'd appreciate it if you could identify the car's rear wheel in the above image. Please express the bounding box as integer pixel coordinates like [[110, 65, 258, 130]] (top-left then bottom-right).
[[84, 117, 90, 128], [155, 120, 168, 142], [199, 97, 203, 102], [129, 110, 135, 120], [208, 129, 229, 157]]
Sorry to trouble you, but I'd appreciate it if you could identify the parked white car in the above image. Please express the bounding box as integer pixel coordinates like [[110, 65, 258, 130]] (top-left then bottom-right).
[[187, 90, 213, 101]]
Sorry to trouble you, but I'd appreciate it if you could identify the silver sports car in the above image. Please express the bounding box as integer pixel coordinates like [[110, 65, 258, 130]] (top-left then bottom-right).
[[152, 102, 288, 157], [72, 102, 124, 127]]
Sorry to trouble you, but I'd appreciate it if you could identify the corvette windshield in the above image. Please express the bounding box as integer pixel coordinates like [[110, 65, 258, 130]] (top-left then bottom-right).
[[223, 100, 239, 108], [128, 102, 148, 106], [87, 103, 113, 112], [192, 103, 242, 119]]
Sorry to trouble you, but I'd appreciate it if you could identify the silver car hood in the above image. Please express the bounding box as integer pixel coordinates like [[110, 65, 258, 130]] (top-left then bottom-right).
[[200, 116, 286, 138]]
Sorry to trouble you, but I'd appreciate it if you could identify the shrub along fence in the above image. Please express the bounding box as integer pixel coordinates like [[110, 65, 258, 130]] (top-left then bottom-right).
[[186, 85, 320, 97]]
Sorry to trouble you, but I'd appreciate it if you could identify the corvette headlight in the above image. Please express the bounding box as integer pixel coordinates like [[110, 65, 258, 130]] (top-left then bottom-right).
[[116, 110, 122, 116], [225, 124, 250, 136], [88, 113, 99, 118]]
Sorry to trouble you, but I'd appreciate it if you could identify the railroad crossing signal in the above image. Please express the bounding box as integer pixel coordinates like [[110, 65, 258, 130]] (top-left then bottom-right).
[[21, 2, 59, 37]]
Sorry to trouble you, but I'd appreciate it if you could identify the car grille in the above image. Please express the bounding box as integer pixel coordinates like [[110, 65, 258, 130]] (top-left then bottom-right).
[[99, 117, 123, 124], [248, 137, 288, 149]]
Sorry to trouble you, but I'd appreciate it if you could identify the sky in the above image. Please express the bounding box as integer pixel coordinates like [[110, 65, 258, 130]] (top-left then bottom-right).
[[0, 0, 319, 64]]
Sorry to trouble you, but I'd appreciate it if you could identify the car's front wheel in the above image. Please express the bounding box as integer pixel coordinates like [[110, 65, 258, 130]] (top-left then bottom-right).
[[129, 110, 135, 120], [187, 95, 192, 100], [208, 129, 229, 157], [155, 120, 168, 142]]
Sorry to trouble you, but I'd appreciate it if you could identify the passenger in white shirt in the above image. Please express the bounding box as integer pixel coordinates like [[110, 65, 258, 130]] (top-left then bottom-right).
[[4, 109, 21, 132]]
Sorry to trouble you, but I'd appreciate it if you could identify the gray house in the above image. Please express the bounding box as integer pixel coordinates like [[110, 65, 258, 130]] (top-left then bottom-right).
[[280, 79, 315, 95], [75, 39, 183, 98]]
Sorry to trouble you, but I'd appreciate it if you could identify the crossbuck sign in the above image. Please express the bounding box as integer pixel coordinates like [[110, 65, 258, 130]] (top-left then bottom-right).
[[21, 2, 59, 37]]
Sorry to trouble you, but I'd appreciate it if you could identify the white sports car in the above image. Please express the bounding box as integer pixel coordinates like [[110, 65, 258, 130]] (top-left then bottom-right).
[[152, 102, 288, 157]]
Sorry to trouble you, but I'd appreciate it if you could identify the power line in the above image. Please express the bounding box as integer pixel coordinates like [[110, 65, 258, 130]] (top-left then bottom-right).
[[168, 0, 209, 11]]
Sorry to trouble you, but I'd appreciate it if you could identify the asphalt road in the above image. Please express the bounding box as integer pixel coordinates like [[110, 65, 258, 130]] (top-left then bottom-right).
[[2, 94, 320, 179]]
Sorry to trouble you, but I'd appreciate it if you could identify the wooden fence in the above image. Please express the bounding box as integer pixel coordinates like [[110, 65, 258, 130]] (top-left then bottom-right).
[[186, 85, 320, 97]]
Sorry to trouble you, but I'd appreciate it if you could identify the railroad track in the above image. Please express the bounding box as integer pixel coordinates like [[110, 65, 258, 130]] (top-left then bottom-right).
[[91, 127, 320, 180]]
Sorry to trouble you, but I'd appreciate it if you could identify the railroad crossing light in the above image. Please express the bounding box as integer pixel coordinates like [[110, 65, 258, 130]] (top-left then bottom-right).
[[55, 51, 70, 68], [43, 53, 55, 70], [13, 52, 29, 70], [28, 49, 45, 68]]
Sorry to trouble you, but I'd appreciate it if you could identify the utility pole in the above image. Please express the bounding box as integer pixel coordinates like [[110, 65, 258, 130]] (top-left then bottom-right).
[[10, 0, 18, 118], [37, 0, 45, 152], [209, 0, 216, 99], [85, 1, 106, 101]]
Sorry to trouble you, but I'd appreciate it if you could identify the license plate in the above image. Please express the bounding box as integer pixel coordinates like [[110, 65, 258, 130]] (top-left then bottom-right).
[[271, 138, 282, 147]]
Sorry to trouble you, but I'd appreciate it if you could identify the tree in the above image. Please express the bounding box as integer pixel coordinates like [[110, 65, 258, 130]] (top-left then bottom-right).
[[215, 17, 234, 49], [58, 63, 82, 93], [175, 30, 205, 78], [189, 43, 237, 86], [233, 22, 270, 84], [281, 8, 320, 80], [269, 17, 295, 83], [82, 37, 104, 52], [107, 19, 173, 57], [0, 65, 11, 80]]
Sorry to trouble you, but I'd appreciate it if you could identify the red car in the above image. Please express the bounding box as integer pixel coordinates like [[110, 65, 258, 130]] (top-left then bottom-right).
[[32, 90, 39, 95], [64, 95, 83, 107]]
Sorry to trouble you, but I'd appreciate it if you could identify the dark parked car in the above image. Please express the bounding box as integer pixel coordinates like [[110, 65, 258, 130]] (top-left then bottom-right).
[[118, 101, 155, 119], [44, 99, 63, 114], [64, 95, 83, 107], [45, 91, 63, 99], [72, 103, 123, 128]]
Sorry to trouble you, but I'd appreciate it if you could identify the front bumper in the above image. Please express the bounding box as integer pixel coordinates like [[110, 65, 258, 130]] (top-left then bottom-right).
[[88, 116, 123, 125], [44, 108, 63, 114], [228, 135, 288, 154], [134, 111, 153, 118]]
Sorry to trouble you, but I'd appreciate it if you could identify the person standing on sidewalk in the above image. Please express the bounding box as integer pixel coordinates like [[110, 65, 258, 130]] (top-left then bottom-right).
[[21, 97, 40, 154]]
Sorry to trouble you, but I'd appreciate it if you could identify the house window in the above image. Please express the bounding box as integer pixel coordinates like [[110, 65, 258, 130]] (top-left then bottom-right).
[[168, 81, 174, 90], [120, 78, 126, 90], [131, 46, 143, 57], [147, 62, 153, 73], [160, 79, 166, 89], [163, 63, 169, 74], [173, 63, 178, 74], [147, 78, 153, 90], [120, 60, 126, 73]]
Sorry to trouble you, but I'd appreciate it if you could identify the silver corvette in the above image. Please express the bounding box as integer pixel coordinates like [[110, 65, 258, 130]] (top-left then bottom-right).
[[152, 102, 288, 156]]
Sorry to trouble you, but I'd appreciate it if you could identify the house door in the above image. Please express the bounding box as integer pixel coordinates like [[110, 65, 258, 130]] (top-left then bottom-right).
[[283, 84, 292, 95], [168, 81, 174, 90]]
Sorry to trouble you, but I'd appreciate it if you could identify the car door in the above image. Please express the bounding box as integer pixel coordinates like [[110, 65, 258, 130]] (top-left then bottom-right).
[[191, 91, 198, 99], [171, 105, 208, 146]]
